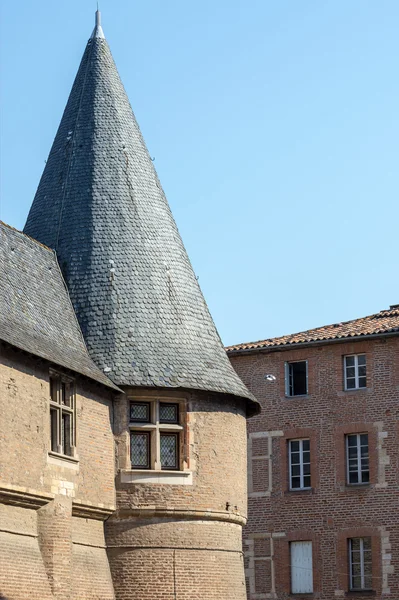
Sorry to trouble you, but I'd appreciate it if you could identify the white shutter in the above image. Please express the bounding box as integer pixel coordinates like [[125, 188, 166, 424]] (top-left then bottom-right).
[[291, 541, 313, 593]]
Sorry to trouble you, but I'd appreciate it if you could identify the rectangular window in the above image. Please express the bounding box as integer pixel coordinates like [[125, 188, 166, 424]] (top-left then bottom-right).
[[349, 537, 372, 591], [129, 400, 183, 471], [289, 439, 311, 490], [49, 372, 75, 457], [285, 361, 308, 396], [291, 541, 313, 593], [346, 434, 369, 484], [344, 354, 366, 390]]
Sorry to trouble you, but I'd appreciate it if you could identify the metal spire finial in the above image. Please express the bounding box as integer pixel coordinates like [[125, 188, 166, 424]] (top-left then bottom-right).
[[91, 8, 105, 39]]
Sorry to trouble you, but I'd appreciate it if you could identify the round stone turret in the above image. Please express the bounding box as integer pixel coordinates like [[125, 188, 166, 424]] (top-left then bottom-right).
[[23, 11, 260, 599]]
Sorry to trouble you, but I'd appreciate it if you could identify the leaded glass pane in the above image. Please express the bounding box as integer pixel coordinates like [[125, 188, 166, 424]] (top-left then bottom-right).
[[50, 378, 58, 403], [131, 432, 150, 468], [160, 434, 178, 470], [61, 382, 71, 406], [159, 403, 179, 424], [62, 412, 72, 456], [130, 402, 150, 423], [50, 407, 58, 452]]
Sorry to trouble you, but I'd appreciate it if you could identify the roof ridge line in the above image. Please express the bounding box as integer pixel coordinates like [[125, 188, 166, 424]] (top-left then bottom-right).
[[226, 309, 399, 350]]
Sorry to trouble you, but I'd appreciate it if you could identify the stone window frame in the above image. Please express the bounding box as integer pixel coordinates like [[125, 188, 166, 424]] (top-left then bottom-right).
[[346, 433, 370, 485], [128, 397, 187, 473], [348, 537, 372, 591], [288, 438, 311, 491], [336, 423, 377, 489], [337, 528, 381, 595], [49, 369, 77, 461], [280, 428, 319, 494]]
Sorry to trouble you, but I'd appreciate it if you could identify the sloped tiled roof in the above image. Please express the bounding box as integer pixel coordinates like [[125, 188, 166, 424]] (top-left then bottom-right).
[[226, 307, 399, 354], [22, 14, 258, 415], [0, 222, 119, 390]]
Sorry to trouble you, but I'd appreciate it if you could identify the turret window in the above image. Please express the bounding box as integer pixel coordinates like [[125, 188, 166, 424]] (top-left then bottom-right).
[[129, 400, 183, 471]]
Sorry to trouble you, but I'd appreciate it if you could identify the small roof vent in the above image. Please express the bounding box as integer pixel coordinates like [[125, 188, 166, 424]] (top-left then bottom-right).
[[389, 304, 399, 310]]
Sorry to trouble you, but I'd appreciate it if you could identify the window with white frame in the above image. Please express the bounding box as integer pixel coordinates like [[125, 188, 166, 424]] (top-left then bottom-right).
[[346, 433, 369, 484], [290, 541, 313, 593], [289, 439, 311, 490], [49, 371, 76, 457], [129, 399, 183, 471], [344, 354, 366, 390], [349, 537, 372, 591], [285, 361, 308, 397]]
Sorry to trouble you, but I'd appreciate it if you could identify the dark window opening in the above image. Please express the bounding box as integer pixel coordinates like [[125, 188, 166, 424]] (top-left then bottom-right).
[[286, 361, 308, 396]]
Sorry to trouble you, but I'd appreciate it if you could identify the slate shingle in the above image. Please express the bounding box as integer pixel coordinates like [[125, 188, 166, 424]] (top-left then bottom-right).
[[22, 23, 258, 415], [0, 222, 119, 390]]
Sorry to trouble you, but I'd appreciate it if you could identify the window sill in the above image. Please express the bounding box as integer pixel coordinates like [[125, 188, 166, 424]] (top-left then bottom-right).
[[120, 469, 193, 486], [47, 451, 79, 468], [345, 591, 376, 597], [285, 395, 310, 400], [344, 483, 371, 490], [337, 388, 371, 397]]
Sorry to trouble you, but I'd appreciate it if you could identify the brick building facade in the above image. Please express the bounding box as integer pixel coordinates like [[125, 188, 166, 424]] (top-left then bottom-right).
[[0, 11, 259, 600], [228, 307, 399, 599]]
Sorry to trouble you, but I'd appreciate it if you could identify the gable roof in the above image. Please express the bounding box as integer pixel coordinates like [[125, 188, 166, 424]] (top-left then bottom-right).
[[0, 222, 119, 390], [22, 14, 258, 414], [226, 306, 399, 354]]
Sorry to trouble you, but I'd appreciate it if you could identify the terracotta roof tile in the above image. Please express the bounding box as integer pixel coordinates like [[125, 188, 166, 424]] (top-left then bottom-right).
[[226, 307, 399, 353]]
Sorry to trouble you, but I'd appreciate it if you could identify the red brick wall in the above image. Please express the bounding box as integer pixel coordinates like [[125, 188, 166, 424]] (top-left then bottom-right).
[[230, 336, 399, 599]]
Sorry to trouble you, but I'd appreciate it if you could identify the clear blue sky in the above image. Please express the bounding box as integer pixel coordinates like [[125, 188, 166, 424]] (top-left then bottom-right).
[[1, 1, 398, 346]]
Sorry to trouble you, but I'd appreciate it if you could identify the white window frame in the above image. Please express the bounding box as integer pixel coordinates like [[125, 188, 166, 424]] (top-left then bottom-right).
[[346, 433, 369, 485], [289, 439, 311, 490], [344, 354, 366, 390], [129, 398, 184, 472], [285, 360, 308, 397], [349, 537, 372, 591], [49, 370, 76, 458], [290, 540, 313, 594]]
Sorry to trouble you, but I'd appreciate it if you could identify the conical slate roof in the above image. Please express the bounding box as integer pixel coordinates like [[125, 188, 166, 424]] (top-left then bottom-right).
[[24, 13, 259, 415]]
